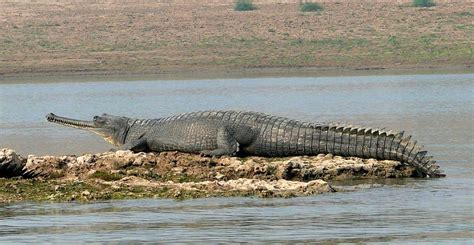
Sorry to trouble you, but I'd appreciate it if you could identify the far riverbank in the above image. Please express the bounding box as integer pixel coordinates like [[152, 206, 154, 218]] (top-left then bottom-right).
[[1, 0, 472, 78]]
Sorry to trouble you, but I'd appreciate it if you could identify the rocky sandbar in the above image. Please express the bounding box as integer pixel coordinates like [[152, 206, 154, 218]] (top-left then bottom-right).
[[0, 148, 418, 202]]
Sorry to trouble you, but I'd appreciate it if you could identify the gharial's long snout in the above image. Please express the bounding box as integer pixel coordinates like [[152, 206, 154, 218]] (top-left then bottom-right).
[[46, 113, 96, 129]]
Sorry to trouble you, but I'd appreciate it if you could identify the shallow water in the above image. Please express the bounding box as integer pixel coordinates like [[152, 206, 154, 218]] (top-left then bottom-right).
[[0, 73, 473, 243]]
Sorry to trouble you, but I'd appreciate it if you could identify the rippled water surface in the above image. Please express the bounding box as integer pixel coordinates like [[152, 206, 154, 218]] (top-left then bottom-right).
[[0, 73, 473, 243]]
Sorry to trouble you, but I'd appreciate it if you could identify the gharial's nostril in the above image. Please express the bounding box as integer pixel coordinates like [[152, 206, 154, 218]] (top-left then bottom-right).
[[93, 116, 99, 120], [46, 113, 55, 120]]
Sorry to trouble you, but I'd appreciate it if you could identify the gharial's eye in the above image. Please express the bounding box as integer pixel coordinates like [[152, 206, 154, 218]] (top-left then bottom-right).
[[94, 116, 106, 123]]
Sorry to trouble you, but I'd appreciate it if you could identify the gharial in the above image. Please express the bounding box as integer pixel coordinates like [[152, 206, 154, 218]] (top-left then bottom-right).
[[42, 110, 444, 178]]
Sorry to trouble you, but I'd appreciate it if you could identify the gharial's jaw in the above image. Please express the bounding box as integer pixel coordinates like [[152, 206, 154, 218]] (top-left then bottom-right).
[[46, 113, 124, 146], [46, 113, 96, 130]]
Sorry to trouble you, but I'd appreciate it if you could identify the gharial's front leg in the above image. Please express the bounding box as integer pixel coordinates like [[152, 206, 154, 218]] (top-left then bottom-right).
[[200, 127, 239, 157], [112, 138, 149, 152]]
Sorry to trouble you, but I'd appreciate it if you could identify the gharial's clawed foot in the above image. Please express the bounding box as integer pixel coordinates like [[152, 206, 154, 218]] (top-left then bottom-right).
[[199, 150, 214, 157], [199, 149, 236, 157]]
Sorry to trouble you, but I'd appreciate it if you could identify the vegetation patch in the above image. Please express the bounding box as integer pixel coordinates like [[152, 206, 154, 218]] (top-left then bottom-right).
[[299, 2, 323, 12], [454, 11, 473, 17], [234, 0, 256, 11], [89, 170, 124, 181], [412, 0, 436, 7], [387, 36, 400, 47], [289, 38, 369, 51]]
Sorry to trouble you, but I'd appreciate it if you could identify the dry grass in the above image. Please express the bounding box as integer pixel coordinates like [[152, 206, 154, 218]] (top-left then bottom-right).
[[0, 0, 472, 76]]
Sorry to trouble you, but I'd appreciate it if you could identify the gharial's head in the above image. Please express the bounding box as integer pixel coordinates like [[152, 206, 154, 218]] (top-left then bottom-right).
[[46, 113, 129, 146]]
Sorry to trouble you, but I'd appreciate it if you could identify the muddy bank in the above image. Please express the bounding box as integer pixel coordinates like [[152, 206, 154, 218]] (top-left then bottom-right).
[[0, 148, 419, 202]]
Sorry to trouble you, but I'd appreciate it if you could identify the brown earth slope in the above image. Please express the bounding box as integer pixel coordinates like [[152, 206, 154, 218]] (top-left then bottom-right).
[[0, 0, 472, 77]]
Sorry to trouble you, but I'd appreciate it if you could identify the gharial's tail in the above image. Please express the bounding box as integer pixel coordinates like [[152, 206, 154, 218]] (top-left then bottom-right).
[[266, 120, 445, 177], [317, 123, 445, 177], [391, 131, 444, 178]]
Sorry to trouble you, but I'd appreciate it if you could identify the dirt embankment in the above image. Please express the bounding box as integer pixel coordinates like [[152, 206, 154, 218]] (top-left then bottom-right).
[[0, 0, 472, 78], [0, 148, 418, 202]]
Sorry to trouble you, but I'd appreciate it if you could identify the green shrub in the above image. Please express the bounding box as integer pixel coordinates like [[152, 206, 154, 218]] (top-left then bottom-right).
[[387, 36, 399, 46], [300, 2, 323, 12], [234, 0, 256, 11], [413, 0, 436, 7]]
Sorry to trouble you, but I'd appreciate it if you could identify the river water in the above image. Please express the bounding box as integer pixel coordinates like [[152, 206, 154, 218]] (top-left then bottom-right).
[[0, 73, 473, 243]]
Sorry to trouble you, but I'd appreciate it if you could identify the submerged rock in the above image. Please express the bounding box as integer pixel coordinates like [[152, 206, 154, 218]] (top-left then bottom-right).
[[0, 148, 418, 202]]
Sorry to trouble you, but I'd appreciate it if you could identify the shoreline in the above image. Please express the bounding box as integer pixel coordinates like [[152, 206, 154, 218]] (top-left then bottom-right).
[[1, 65, 472, 83]]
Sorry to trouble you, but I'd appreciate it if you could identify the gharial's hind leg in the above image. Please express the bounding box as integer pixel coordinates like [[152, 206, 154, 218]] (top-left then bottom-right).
[[200, 127, 239, 156]]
